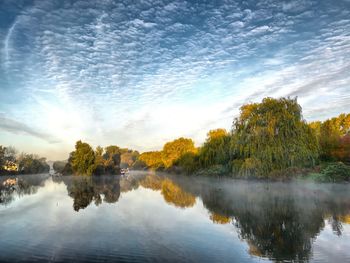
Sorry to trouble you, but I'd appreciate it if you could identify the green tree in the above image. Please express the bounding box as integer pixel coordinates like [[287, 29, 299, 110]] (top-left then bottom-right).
[[71, 140, 96, 175], [103, 145, 121, 174], [198, 129, 231, 168], [93, 146, 105, 175], [0, 146, 5, 171], [232, 97, 318, 176], [17, 154, 50, 174]]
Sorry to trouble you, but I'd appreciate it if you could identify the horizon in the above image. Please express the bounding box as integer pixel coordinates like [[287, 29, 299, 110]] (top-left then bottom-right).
[[1, 0, 350, 160]]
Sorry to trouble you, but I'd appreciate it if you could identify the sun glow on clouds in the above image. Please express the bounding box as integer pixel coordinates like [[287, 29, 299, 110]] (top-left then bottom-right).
[[0, 0, 350, 159]]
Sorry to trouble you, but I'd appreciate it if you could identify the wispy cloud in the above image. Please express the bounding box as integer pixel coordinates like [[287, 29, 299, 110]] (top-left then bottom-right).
[[0, 0, 349, 158], [0, 114, 61, 143]]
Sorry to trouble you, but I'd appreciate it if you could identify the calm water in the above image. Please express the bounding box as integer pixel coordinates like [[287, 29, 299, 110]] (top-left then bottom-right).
[[1, 172, 350, 263]]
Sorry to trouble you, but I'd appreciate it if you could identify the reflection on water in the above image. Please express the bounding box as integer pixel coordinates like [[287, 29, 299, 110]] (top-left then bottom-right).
[[59, 176, 121, 211], [1, 172, 350, 263], [0, 174, 49, 205]]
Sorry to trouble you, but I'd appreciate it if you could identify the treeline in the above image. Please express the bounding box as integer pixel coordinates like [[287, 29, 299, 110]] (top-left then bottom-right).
[[137, 97, 350, 178], [54, 140, 139, 176], [0, 146, 50, 175], [57, 97, 349, 179]]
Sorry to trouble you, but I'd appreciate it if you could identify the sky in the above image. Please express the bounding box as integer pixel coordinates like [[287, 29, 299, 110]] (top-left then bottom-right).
[[0, 0, 350, 160]]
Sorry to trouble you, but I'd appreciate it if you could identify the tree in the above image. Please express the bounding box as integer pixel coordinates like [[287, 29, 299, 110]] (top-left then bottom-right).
[[0, 146, 5, 167], [332, 134, 350, 163], [314, 113, 350, 161], [198, 129, 231, 168], [120, 150, 139, 168], [71, 140, 96, 176], [0, 146, 17, 172], [103, 145, 121, 174], [139, 151, 164, 169], [232, 97, 318, 176], [4, 146, 17, 162], [93, 146, 105, 175], [162, 137, 197, 168], [53, 161, 67, 173], [17, 153, 50, 174]]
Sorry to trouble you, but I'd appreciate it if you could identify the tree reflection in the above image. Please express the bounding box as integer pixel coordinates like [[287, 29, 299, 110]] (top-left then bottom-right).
[[209, 212, 231, 224], [167, 176, 350, 262], [0, 175, 48, 205], [139, 174, 196, 208], [62, 176, 121, 211], [161, 179, 196, 208], [139, 173, 163, 191]]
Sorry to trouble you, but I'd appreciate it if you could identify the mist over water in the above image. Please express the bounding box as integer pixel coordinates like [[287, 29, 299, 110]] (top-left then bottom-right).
[[1, 172, 350, 263]]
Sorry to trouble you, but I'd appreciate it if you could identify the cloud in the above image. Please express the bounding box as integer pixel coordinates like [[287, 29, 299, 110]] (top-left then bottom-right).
[[0, 114, 61, 143], [0, 0, 350, 157]]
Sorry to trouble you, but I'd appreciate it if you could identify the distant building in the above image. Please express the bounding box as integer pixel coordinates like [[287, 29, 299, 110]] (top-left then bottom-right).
[[3, 160, 18, 172]]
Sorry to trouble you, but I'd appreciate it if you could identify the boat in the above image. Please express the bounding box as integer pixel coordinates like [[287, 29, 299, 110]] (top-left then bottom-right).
[[120, 168, 130, 175]]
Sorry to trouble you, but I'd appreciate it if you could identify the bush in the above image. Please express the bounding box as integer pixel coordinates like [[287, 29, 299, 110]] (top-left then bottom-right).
[[194, 165, 230, 177], [320, 162, 350, 182]]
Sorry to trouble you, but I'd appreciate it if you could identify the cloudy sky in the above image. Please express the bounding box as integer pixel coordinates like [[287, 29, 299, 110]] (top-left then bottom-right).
[[0, 0, 350, 160]]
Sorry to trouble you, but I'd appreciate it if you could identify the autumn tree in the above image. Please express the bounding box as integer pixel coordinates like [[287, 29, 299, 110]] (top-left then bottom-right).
[[315, 113, 350, 161], [120, 150, 140, 168], [162, 137, 197, 168], [161, 178, 196, 208], [139, 151, 164, 169]]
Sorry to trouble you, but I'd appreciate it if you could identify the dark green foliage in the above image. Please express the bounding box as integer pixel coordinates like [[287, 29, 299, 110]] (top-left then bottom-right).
[[194, 165, 230, 176], [53, 161, 67, 173], [232, 97, 319, 176], [17, 154, 50, 174], [62, 141, 123, 176], [103, 146, 121, 174], [174, 152, 199, 174], [198, 129, 231, 168], [319, 162, 350, 182], [0, 146, 5, 171]]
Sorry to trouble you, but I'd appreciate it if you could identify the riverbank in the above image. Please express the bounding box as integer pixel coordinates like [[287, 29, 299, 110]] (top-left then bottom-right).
[[161, 161, 350, 183]]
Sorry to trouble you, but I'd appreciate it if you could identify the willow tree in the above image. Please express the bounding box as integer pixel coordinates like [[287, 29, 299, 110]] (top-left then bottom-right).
[[198, 129, 231, 168], [232, 97, 318, 176]]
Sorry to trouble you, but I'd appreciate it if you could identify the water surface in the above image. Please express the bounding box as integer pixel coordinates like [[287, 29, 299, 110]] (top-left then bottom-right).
[[1, 172, 350, 262]]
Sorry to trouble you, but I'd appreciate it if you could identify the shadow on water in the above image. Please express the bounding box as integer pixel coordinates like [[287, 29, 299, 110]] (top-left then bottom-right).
[[1, 171, 350, 262]]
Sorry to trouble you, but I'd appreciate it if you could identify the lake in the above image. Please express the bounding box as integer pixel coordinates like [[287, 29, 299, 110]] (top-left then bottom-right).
[[1, 171, 350, 263]]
